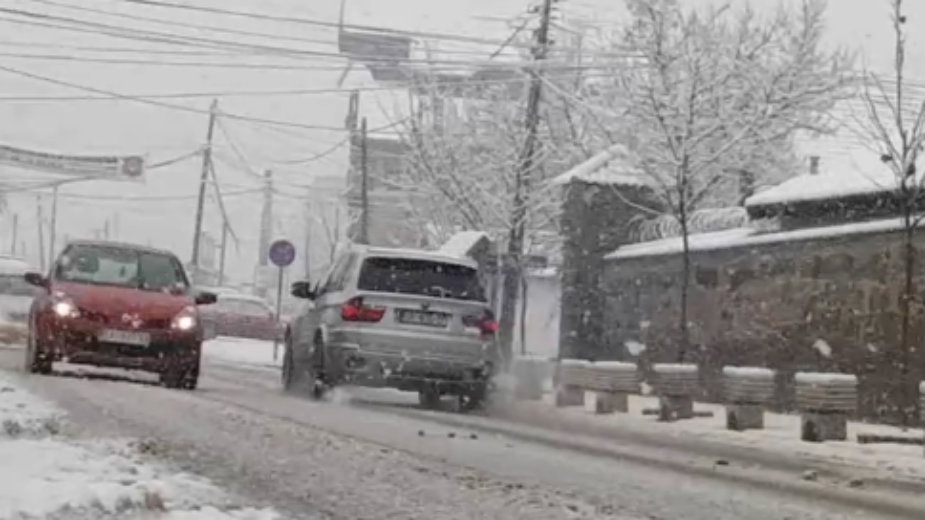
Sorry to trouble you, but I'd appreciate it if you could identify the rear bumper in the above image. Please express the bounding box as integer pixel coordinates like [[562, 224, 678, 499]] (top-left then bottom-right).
[[327, 341, 493, 393], [40, 317, 200, 373]]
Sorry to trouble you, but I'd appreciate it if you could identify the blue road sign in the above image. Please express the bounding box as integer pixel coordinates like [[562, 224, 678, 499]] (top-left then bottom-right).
[[268, 239, 296, 267]]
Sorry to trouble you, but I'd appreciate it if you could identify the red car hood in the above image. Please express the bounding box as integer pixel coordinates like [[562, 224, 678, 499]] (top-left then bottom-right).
[[53, 281, 193, 322]]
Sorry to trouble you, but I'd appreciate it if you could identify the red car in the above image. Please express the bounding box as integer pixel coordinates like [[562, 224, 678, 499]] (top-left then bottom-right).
[[23, 240, 217, 389], [200, 293, 283, 341]]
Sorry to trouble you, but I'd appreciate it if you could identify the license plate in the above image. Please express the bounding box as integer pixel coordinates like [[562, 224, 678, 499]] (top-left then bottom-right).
[[98, 329, 151, 347], [397, 310, 448, 328]]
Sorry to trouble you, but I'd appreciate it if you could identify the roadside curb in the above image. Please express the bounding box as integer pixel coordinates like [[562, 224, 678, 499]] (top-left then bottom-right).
[[363, 403, 924, 518]]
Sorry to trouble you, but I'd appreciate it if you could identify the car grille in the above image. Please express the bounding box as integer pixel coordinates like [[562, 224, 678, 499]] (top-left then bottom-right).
[[76, 309, 171, 330]]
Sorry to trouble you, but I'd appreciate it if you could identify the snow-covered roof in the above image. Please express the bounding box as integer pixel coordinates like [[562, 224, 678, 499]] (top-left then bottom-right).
[[606, 215, 912, 261], [550, 144, 648, 187], [438, 230, 490, 258], [744, 170, 901, 207]]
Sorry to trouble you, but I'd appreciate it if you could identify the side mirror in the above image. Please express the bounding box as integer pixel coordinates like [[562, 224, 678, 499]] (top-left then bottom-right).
[[290, 280, 315, 300], [194, 291, 218, 305], [23, 272, 48, 288]]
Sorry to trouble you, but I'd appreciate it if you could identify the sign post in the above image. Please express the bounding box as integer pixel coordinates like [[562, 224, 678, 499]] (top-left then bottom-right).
[[268, 239, 296, 361]]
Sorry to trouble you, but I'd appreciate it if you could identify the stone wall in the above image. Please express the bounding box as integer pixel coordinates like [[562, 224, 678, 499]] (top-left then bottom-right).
[[603, 227, 925, 424], [558, 180, 658, 360]]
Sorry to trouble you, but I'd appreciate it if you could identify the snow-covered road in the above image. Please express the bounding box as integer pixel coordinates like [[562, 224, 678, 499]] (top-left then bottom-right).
[[0, 348, 918, 520]]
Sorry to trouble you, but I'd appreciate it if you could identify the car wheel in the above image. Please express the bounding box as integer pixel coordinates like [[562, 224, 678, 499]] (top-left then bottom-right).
[[161, 353, 198, 390], [458, 384, 487, 413], [283, 336, 326, 400], [25, 324, 52, 375]]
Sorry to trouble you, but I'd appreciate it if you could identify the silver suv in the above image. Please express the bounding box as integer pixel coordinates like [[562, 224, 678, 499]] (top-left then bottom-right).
[[282, 245, 499, 410]]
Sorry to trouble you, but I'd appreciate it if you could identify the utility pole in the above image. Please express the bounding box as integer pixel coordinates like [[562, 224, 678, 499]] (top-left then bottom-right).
[[257, 169, 274, 267], [36, 194, 45, 271], [10, 213, 17, 256], [48, 186, 59, 259], [218, 221, 228, 286], [190, 99, 219, 272], [303, 198, 312, 281], [498, 0, 554, 365], [358, 116, 370, 245]]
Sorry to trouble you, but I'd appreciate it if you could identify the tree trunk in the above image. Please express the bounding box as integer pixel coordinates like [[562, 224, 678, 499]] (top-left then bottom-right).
[[498, 259, 521, 369], [900, 202, 914, 426], [678, 208, 692, 363]]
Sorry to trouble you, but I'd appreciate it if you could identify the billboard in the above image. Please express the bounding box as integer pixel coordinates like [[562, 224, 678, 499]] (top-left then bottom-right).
[[0, 144, 145, 179]]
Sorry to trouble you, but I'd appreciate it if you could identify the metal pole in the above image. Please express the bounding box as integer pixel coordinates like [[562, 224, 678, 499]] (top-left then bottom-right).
[[359, 117, 369, 244], [48, 186, 58, 259], [10, 213, 17, 256], [36, 194, 45, 271], [218, 222, 228, 286], [272, 266, 284, 361], [190, 99, 219, 269]]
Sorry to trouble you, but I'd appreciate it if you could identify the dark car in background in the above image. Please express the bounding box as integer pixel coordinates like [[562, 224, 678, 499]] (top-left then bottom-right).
[[199, 292, 282, 341], [24, 240, 216, 389]]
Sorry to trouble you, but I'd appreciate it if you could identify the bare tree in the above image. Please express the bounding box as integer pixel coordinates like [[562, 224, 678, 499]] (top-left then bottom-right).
[[857, 0, 925, 425], [595, 0, 853, 360]]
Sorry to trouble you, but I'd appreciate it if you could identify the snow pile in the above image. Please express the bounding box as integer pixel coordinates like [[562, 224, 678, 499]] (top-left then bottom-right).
[[794, 372, 858, 385], [652, 363, 698, 374], [203, 337, 283, 369], [0, 439, 279, 520], [550, 143, 648, 187], [624, 340, 646, 355], [559, 359, 591, 367], [593, 361, 637, 371], [812, 339, 832, 358], [0, 373, 281, 520], [0, 373, 65, 437], [919, 380, 925, 395], [437, 230, 490, 258], [722, 366, 775, 379]]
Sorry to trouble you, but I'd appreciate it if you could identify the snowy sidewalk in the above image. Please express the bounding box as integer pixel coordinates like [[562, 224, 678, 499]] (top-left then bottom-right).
[[492, 392, 925, 489], [0, 371, 282, 520], [203, 337, 282, 370]]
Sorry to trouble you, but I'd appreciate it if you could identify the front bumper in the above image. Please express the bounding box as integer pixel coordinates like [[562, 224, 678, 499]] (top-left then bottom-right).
[[328, 342, 493, 393], [42, 316, 200, 373]]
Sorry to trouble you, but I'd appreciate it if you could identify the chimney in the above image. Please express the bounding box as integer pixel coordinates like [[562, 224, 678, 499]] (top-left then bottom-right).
[[809, 156, 820, 175]]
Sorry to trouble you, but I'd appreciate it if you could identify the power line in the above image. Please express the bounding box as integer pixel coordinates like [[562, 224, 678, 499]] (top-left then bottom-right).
[[0, 63, 375, 133], [121, 0, 539, 50], [26, 0, 523, 60], [0, 6, 573, 70]]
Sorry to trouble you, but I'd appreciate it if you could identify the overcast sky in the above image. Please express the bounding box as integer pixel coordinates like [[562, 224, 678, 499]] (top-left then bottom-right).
[[0, 0, 921, 282]]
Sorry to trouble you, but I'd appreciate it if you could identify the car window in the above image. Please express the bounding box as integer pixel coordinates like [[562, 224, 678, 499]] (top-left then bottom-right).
[[0, 274, 38, 297], [55, 244, 188, 291], [356, 257, 486, 301]]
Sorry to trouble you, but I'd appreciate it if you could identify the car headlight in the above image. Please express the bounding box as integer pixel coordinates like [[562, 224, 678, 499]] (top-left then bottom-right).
[[171, 306, 198, 331], [52, 296, 78, 318]]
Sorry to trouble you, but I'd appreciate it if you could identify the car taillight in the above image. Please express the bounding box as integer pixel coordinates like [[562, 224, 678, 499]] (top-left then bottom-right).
[[341, 297, 385, 322], [463, 310, 498, 338]]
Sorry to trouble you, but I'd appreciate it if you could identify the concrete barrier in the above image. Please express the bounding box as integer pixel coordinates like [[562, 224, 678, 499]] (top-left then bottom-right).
[[652, 363, 699, 421], [578, 361, 639, 414], [555, 359, 591, 407], [723, 366, 776, 431], [794, 372, 858, 442]]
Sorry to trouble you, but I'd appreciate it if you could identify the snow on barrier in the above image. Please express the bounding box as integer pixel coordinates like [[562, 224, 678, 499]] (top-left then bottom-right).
[[511, 355, 555, 401], [554, 360, 640, 413], [794, 372, 858, 443], [722, 366, 776, 431], [652, 363, 699, 422]]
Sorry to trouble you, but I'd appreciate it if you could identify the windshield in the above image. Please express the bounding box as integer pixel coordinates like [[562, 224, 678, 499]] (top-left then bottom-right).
[[357, 257, 486, 301], [0, 274, 37, 297], [54, 244, 189, 292]]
